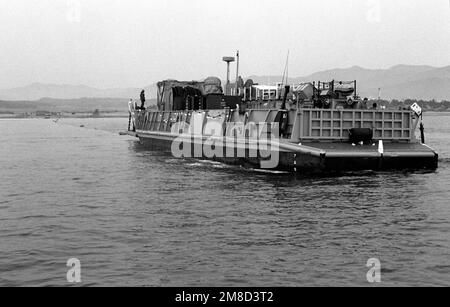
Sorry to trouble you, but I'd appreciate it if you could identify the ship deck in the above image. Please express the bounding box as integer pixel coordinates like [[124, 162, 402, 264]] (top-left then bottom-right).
[[302, 141, 437, 157]]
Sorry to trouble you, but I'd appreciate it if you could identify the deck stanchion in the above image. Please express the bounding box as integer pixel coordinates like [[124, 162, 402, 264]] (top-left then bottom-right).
[[420, 115, 425, 144]]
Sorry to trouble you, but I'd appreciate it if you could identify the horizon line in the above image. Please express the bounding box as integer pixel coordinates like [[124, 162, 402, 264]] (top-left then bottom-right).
[[1, 63, 448, 91]]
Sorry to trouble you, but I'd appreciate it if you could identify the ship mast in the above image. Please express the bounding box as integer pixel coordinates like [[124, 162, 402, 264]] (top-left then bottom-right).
[[222, 56, 235, 95], [281, 50, 290, 86], [235, 50, 240, 95]]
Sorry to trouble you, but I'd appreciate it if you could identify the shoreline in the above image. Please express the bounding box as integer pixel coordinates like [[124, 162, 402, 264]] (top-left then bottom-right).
[[0, 114, 129, 119], [2, 110, 450, 120]]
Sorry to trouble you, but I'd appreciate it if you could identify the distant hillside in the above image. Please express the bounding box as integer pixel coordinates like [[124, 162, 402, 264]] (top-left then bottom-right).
[[247, 65, 450, 101], [1, 64, 449, 101], [0, 97, 156, 114], [0, 83, 156, 101]]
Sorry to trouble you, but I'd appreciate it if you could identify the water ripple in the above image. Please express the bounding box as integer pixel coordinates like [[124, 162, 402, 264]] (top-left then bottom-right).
[[0, 117, 449, 287]]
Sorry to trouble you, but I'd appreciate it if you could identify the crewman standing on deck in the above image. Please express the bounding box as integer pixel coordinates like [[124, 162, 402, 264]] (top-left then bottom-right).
[[140, 90, 146, 110]]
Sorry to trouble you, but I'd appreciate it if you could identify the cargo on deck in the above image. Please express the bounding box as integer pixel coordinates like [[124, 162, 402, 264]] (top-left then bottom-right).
[[125, 56, 438, 173]]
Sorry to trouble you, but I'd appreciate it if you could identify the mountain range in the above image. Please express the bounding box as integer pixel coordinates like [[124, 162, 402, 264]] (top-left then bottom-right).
[[248, 65, 450, 101], [0, 64, 449, 101], [0, 83, 155, 102]]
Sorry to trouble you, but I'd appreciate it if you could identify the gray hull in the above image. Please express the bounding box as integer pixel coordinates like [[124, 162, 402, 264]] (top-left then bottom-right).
[[131, 131, 438, 173]]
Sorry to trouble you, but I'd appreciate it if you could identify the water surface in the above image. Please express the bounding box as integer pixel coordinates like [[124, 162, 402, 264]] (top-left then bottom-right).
[[0, 115, 449, 286]]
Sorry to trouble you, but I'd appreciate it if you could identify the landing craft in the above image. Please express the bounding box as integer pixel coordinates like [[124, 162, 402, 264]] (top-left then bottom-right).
[[124, 54, 438, 173]]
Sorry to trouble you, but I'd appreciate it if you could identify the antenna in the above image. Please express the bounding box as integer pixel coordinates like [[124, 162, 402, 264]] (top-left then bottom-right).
[[281, 50, 290, 86], [235, 50, 240, 93], [286, 50, 289, 85]]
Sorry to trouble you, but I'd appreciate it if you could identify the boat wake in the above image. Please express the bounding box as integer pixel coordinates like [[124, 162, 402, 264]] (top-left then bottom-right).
[[251, 169, 291, 175], [185, 160, 231, 169]]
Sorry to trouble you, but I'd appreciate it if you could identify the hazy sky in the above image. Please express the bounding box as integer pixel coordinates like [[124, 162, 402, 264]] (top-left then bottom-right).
[[0, 0, 449, 89]]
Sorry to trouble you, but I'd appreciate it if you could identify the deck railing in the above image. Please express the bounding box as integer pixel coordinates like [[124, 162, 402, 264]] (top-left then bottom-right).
[[135, 108, 417, 143], [299, 109, 413, 141]]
